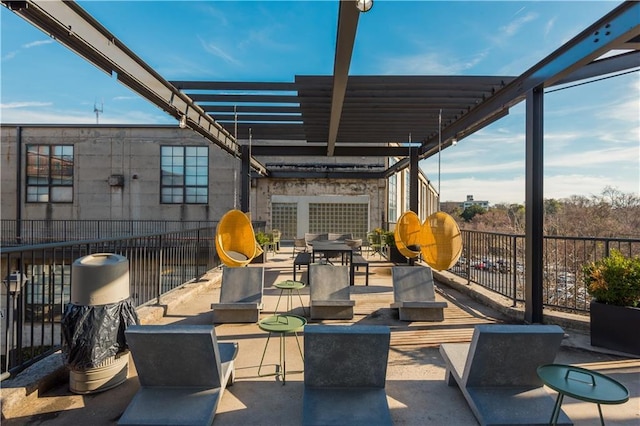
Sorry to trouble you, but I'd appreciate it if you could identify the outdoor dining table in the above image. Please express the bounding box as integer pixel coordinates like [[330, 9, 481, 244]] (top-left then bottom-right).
[[310, 240, 355, 285]]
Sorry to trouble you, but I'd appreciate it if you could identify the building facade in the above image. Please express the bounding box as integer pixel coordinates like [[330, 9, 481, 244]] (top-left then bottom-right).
[[1, 124, 438, 240]]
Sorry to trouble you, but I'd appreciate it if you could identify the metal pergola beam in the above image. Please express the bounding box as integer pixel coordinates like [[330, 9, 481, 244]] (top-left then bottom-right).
[[1, 0, 268, 176], [250, 145, 416, 157], [327, 1, 360, 156], [419, 1, 640, 160]]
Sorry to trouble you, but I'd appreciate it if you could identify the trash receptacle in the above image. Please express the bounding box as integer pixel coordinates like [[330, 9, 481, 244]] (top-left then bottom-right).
[[61, 253, 139, 394]]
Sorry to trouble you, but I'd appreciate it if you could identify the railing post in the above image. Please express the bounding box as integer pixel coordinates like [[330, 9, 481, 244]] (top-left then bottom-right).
[[157, 235, 163, 304], [465, 231, 471, 285], [196, 229, 202, 277], [512, 235, 517, 307]]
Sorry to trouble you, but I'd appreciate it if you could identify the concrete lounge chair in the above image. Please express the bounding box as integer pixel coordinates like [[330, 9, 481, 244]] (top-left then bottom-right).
[[391, 266, 448, 321], [118, 324, 238, 426], [439, 324, 572, 426], [308, 264, 355, 320], [302, 325, 392, 426], [211, 266, 264, 323]]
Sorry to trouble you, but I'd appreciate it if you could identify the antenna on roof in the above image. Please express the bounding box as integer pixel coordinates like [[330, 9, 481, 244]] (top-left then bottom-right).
[[93, 99, 104, 124]]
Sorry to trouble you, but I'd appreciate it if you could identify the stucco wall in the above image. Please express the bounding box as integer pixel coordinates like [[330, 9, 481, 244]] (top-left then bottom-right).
[[252, 178, 385, 233]]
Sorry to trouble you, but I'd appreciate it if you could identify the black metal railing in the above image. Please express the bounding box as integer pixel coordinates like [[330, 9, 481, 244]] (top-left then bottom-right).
[[450, 230, 640, 313], [0, 219, 214, 246], [1, 226, 218, 378]]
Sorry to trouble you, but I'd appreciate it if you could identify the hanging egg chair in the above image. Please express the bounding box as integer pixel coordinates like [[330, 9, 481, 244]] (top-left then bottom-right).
[[420, 211, 462, 271], [394, 211, 422, 259], [215, 209, 261, 267]]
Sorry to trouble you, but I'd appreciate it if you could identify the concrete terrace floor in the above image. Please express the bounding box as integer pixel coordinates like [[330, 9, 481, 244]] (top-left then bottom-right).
[[2, 247, 639, 425]]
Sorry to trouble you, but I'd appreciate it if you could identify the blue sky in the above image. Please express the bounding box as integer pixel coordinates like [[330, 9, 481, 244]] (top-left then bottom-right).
[[1, 1, 638, 205]]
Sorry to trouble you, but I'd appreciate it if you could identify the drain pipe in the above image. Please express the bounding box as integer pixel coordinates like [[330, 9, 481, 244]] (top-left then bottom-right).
[[16, 126, 23, 244]]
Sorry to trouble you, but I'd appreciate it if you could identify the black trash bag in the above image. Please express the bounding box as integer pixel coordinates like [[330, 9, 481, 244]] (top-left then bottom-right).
[[61, 298, 139, 370]]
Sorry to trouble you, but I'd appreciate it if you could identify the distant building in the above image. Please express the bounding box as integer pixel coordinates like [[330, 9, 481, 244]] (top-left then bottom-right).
[[460, 195, 489, 210]]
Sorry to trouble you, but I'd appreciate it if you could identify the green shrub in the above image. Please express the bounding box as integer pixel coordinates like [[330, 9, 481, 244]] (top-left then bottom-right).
[[583, 249, 640, 307], [255, 231, 271, 246]]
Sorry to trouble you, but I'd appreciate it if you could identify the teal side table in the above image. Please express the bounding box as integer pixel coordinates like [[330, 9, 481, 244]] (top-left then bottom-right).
[[257, 315, 306, 384], [537, 363, 629, 425], [274, 280, 307, 316]]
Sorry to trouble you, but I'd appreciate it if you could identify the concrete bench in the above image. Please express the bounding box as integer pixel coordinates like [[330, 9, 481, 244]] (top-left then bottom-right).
[[308, 264, 355, 320], [293, 252, 312, 281], [211, 266, 264, 323], [303, 325, 392, 426], [391, 266, 448, 321], [119, 324, 238, 426], [351, 254, 369, 286], [439, 324, 572, 426]]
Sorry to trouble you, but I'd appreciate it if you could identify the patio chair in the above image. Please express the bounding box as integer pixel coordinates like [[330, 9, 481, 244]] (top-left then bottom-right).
[[211, 266, 264, 323], [302, 324, 392, 425], [345, 238, 362, 253], [394, 211, 422, 260], [308, 264, 355, 319], [421, 211, 462, 271], [305, 233, 327, 251], [328, 232, 352, 241], [270, 229, 281, 252], [118, 324, 238, 426], [391, 266, 448, 321], [367, 232, 383, 258], [215, 209, 262, 267], [439, 324, 572, 426], [292, 237, 308, 257]]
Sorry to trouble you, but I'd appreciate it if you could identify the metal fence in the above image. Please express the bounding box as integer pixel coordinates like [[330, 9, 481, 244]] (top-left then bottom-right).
[[0, 220, 215, 246], [3, 220, 639, 379], [1, 226, 218, 378], [450, 230, 640, 313]]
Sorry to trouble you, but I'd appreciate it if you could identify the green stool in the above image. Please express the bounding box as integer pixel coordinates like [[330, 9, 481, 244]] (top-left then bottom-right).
[[274, 280, 307, 316], [257, 315, 306, 384]]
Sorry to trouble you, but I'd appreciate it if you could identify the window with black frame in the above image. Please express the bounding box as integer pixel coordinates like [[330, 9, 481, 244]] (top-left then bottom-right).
[[26, 145, 74, 203], [160, 146, 208, 204]]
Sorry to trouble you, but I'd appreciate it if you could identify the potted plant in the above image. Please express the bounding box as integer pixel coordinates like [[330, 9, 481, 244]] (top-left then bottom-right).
[[583, 249, 640, 355], [384, 230, 409, 264], [251, 231, 271, 264]]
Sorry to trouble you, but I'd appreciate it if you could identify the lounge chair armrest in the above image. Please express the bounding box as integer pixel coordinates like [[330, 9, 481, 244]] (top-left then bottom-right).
[[211, 302, 261, 310], [392, 301, 447, 309], [312, 300, 355, 307]]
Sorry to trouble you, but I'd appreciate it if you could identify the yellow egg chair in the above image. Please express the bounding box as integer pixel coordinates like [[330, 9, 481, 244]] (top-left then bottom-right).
[[215, 209, 261, 267], [421, 211, 462, 271], [394, 211, 422, 259]]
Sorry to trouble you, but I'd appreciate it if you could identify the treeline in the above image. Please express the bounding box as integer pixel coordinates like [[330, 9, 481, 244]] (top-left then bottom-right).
[[441, 187, 640, 238]]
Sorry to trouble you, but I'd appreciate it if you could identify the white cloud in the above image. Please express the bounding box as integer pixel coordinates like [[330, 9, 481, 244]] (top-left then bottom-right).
[[0, 106, 172, 125], [440, 172, 639, 206], [23, 39, 53, 49], [499, 12, 538, 38], [1, 101, 52, 109], [546, 146, 639, 169], [545, 174, 640, 201], [199, 37, 241, 66], [439, 175, 525, 205], [381, 50, 489, 75]]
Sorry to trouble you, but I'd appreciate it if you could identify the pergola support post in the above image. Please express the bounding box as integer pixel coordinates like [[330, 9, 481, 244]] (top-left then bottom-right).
[[524, 87, 544, 324], [409, 147, 419, 213], [240, 145, 251, 213]]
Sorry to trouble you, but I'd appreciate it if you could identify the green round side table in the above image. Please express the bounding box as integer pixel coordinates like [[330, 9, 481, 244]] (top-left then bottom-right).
[[537, 363, 629, 425], [257, 314, 306, 384], [274, 280, 307, 316]]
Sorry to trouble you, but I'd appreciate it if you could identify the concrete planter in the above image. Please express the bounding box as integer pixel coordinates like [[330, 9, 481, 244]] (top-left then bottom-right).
[[590, 300, 640, 355], [388, 245, 417, 264], [251, 250, 265, 264]]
